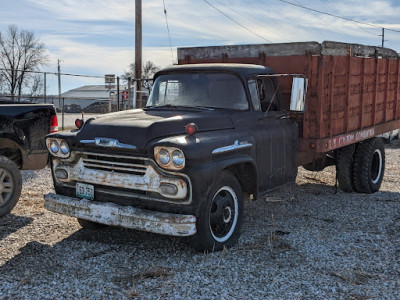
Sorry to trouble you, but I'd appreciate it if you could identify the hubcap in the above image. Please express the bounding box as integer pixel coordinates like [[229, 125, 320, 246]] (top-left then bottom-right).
[[371, 149, 382, 184], [0, 168, 13, 205], [209, 186, 238, 243]]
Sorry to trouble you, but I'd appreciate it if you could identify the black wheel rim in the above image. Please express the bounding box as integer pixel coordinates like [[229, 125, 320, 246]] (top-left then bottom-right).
[[209, 186, 238, 243], [371, 149, 382, 184], [0, 168, 13, 205]]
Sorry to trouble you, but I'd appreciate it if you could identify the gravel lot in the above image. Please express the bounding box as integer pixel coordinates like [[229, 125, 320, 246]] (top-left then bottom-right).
[[0, 145, 399, 299]]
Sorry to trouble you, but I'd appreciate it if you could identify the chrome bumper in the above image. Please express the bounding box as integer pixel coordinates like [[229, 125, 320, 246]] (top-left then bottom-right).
[[44, 193, 197, 237]]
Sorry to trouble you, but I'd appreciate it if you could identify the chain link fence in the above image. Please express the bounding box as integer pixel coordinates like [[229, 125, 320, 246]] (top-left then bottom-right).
[[0, 69, 151, 129]]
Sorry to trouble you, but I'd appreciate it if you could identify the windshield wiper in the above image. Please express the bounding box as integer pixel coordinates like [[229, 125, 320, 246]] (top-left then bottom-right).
[[192, 106, 217, 111], [146, 104, 217, 111], [145, 104, 187, 109]]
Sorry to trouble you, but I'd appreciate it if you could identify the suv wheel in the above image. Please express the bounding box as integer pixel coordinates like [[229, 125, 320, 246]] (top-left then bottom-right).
[[0, 155, 22, 217]]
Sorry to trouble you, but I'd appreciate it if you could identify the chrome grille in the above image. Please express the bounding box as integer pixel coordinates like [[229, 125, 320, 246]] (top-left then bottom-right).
[[82, 153, 147, 176]]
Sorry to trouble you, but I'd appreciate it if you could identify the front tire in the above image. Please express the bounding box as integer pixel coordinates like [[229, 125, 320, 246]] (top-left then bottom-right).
[[0, 156, 22, 217], [353, 138, 385, 193], [189, 171, 243, 251]]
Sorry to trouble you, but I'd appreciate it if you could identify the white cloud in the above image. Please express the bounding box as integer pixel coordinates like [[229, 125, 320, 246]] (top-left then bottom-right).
[[1, 0, 399, 95], [26, 0, 135, 21]]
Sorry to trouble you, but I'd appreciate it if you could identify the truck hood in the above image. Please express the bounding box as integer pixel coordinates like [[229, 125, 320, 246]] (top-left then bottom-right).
[[75, 109, 234, 150]]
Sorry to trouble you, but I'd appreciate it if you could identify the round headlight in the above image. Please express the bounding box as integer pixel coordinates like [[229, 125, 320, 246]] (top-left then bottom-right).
[[158, 149, 170, 165], [172, 150, 185, 167], [60, 141, 70, 155], [50, 140, 60, 154]]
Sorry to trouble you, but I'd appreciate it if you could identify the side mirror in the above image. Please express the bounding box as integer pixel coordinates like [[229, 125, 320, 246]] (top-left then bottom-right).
[[290, 77, 307, 112]]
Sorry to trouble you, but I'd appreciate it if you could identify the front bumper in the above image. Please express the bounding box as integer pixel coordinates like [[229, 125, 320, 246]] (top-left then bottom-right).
[[44, 193, 197, 237]]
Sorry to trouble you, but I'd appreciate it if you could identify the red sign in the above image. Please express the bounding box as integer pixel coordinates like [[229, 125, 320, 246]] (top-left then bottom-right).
[[121, 90, 129, 100]]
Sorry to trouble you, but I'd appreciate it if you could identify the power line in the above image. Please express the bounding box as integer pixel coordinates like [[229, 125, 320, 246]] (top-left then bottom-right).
[[241, 0, 311, 41], [162, 0, 174, 64], [216, 0, 285, 40], [318, 0, 378, 36], [202, 0, 272, 43], [0, 68, 105, 79], [277, 0, 400, 33]]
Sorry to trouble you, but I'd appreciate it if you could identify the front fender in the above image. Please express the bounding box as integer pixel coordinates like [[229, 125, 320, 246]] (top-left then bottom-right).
[[187, 154, 258, 207]]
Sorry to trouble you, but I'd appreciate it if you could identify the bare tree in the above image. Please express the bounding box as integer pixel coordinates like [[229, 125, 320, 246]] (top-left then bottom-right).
[[0, 73, 5, 95], [28, 73, 44, 97], [123, 60, 160, 89], [0, 25, 49, 100]]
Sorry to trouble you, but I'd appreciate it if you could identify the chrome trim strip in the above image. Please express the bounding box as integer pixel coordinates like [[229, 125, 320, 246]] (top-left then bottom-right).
[[212, 140, 253, 154], [79, 138, 137, 150]]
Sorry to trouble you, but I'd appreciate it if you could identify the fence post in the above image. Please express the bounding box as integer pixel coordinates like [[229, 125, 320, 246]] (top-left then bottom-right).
[[117, 76, 120, 111], [128, 77, 132, 109], [133, 80, 137, 109], [62, 97, 65, 131], [44, 73, 47, 103]]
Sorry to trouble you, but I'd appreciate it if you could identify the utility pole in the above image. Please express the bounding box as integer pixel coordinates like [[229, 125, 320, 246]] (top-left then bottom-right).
[[58, 59, 64, 130], [135, 0, 142, 108], [380, 28, 385, 48]]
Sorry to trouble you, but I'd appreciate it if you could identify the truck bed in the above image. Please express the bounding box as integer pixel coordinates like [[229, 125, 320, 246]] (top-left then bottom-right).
[[178, 41, 400, 153]]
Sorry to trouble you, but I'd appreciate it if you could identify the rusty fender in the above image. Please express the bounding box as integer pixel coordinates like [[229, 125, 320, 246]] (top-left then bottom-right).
[[44, 193, 197, 237]]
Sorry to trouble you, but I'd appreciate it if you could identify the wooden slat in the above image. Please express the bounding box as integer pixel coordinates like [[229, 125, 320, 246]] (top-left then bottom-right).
[[328, 56, 335, 138], [372, 56, 378, 126], [344, 53, 351, 133], [358, 58, 365, 130], [383, 58, 389, 123]]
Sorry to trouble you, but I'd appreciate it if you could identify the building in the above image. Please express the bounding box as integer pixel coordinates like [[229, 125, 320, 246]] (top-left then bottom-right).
[[56, 85, 149, 113]]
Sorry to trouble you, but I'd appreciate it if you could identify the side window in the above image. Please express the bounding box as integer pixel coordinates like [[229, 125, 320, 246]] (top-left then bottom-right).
[[248, 79, 260, 111], [260, 78, 280, 112]]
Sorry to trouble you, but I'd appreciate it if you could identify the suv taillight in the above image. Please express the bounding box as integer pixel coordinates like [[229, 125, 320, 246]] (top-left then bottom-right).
[[50, 115, 58, 133]]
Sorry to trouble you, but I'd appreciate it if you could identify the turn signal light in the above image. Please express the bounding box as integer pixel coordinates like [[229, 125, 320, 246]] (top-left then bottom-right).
[[185, 123, 198, 136], [75, 119, 84, 129]]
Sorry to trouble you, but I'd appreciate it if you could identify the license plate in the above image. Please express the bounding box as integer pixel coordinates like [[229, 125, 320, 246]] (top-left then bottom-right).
[[76, 182, 94, 200]]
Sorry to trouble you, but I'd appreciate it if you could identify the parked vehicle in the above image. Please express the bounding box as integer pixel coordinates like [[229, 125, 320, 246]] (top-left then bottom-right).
[[0, 101, 58, 216], [64, 104, 82, 113], [44, 41, 400, 250]]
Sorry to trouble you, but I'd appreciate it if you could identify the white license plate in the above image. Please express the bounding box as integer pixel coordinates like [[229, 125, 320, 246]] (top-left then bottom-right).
[[76, 182, 94, 200]]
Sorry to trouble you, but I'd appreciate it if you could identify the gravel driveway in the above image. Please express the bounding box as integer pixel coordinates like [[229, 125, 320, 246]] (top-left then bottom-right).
[[1, 145, 399, 299]]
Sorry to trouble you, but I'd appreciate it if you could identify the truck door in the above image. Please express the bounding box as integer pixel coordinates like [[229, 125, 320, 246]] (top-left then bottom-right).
[[249, 77, 298, 192]]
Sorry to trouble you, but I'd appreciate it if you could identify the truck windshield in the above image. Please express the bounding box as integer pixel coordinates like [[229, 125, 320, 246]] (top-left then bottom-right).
[[146, 73, 249, 110]]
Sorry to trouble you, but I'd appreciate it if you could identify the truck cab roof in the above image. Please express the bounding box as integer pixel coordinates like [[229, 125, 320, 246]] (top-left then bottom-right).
[[155, 63, 274, 78]]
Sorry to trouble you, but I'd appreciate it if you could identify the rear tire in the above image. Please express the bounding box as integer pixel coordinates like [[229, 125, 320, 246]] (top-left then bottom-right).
[[188, 171, 243, 251], [353, 138, 385, 194], [0, 155, 22, 217], [336, 144, 356, 192]]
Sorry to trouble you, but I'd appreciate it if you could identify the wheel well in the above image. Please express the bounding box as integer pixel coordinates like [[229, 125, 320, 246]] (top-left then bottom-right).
[[0, 147, 22, 168], [225, 163, 257, 199]]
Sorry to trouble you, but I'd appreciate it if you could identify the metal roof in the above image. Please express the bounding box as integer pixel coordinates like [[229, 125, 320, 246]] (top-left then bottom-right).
[[61, 85, 128, 100]]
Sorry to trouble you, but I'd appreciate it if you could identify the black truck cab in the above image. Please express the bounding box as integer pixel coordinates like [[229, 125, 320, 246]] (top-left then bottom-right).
[[44, 64, 299, 250]]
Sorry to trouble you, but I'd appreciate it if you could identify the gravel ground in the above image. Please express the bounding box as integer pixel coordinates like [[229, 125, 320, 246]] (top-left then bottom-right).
[[0, 145, 399, 299]]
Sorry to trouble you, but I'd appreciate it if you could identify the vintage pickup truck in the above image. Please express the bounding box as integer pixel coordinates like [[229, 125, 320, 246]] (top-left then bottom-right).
[[44, 41, 400, 250], [0, 101, 58, 216]]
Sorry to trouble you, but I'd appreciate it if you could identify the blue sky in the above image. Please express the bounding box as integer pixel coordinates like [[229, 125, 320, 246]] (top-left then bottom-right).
[[1, 0, 400, 94]]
